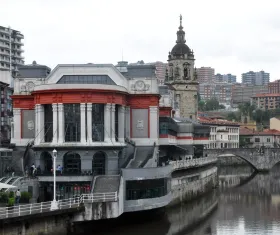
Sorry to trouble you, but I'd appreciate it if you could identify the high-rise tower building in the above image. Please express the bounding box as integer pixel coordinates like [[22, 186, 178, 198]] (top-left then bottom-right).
[[165, 15, 198, 119], [197, 67, 215, 83], [0, 26, 24, 77]]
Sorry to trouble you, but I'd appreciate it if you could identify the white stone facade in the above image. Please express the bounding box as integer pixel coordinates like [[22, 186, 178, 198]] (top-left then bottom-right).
[[208, 125, 239, 149]]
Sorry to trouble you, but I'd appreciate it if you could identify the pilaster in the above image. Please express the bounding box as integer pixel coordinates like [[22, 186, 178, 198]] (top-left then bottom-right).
[[34, 104, 40, 145], [80, 103, 87, 144], [149, 106, 159, 140], [87, 103, 92, 144], [125, 106, 130, 138], [57, 103, 64, 144], [104, 103, 111, 142], [111, 104, 116, 142], [52, 104, 58, 144], [118, 105, 125, 142], [13, 108, 21, 141]]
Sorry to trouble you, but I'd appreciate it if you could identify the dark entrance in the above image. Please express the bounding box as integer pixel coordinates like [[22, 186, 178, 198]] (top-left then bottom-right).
[[92, 152, 106, 175], [41, 151, 52, 173], [64, 152, 81, 174]]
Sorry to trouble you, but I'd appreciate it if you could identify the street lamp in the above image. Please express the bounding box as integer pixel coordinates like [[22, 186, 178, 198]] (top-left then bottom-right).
[[50, 149, 58, 210]]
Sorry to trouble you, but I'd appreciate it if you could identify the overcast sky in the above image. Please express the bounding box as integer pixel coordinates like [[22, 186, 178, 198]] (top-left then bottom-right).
[[1, 0, 280, 81]]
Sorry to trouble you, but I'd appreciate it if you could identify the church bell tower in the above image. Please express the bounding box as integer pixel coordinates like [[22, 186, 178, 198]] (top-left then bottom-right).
[[165, 15, 198, 120]]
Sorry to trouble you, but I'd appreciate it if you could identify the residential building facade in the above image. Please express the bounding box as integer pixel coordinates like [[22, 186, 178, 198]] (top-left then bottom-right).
[[198, 116, 239, 149], [197, 67, 215, 84], [251, 93, 280, 110], [199, 82, 233, 105], [231, 84, 268, 106], [270, 117, 280, 131], [242, 71, 270, 85], [0, 26, 24, 77], [269, 79, 280, 94], [223, 74, 237, 83], [240, 127, 280, 148]]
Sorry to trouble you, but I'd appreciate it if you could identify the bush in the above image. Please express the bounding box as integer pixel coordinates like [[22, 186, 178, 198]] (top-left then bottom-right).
[[0, 192, 8, 203], [8, 197, 14, 207], [9, 191, 14, 198], [20, 192, 32, 203]]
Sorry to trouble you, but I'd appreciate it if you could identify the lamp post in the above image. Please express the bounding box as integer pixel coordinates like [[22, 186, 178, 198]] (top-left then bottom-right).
[[50, 149, 58, 210]]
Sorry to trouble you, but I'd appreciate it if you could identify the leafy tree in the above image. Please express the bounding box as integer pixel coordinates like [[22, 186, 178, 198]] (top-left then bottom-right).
[[198, 100, 205, 111], [205, 97, 220, 111], [219, 104, 226, 109]]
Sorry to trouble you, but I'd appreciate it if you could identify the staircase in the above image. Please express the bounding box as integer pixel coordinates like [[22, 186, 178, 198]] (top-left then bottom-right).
[[91, 175, 120, 194], [126, 146, 154, 168]]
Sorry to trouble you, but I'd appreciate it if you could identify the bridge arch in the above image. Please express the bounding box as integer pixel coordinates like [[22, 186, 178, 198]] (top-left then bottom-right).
[[216, 154, 258, 171]]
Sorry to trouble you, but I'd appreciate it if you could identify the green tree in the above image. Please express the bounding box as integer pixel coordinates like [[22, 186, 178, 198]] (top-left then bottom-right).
[[205, 97, 219, 111], [198, 100, 205, 111]]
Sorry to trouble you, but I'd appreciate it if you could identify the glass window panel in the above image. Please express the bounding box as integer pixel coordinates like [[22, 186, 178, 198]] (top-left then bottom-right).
[[64, 104, 81, 142], [57, 75, 116, 85]]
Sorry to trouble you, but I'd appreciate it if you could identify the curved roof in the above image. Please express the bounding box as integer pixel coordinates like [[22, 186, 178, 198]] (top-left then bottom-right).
[[171, 43, 191, 56]]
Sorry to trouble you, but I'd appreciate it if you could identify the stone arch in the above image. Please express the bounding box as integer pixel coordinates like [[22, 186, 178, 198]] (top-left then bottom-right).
[[63, 152, 81, 174], [217, 154, 258, 171], [40, 151, 52, 173], [92, 151, 107, 175]]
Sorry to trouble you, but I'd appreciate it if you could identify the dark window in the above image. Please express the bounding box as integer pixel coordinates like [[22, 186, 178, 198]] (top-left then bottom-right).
[[126, 178, 169, 200], [57, 75, 116, 85], [63, 152, 81, 174], [115, 105, 119, 141], [92, 152, 106, 175], [159, 122, 168, 135], [44, 104, 53, 142], [267, 138, 270, 142], [255, 138, 260, 143], [64, 104, 80, 142], [92, 104, 104, 141]]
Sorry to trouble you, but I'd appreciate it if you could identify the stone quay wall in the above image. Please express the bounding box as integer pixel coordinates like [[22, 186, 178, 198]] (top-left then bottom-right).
[[169, 166, 218, 206], [0, 213, 72, 235]]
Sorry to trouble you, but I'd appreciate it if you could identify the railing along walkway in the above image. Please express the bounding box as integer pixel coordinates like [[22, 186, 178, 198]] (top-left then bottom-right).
[[0, 192, 118, 220], [171, 157, 217, 171]]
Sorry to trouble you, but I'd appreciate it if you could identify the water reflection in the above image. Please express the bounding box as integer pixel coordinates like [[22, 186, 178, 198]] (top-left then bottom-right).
[[68, 164, 280, 235]]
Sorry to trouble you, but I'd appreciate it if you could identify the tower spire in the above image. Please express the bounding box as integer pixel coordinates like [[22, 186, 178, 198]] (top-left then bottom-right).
[[180, 14, 182, 28]]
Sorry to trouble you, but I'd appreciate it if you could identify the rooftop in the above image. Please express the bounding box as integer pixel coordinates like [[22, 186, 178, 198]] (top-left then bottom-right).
[[240, 127, 280, 136], [252, 93, 280, 98], [198, 116, 240, 126]]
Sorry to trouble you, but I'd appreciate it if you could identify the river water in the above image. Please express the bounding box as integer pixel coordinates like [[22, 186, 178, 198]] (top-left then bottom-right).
[[72, 164, 280, 235]]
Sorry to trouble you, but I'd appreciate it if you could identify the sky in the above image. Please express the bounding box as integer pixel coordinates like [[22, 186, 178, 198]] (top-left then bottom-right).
[[1, 0, 280, 82]]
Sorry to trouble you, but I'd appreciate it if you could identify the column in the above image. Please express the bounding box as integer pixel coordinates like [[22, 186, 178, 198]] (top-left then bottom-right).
[[38, 104, 45, 143], [125, 106, 130, 139], [34, 104, 40, 145], [52, 104, 58, 144], [118, 105, 125, 142], [80, 103, 86, 144], [111, 104, 116, 142], [149, 106, 159, 140], [13, 108, 21, 141], [57, 103, 64, 144], [87, 103, 92, 144], [104, 103, 111, 142]]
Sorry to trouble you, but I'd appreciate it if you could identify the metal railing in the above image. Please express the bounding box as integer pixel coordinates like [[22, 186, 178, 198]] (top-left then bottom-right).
[[171, 157, 217, 171], [0, 192, 118, 220]]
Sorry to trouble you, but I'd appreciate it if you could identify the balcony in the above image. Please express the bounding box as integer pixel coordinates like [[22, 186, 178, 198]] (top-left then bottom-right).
[[37, 171, 93, 182]]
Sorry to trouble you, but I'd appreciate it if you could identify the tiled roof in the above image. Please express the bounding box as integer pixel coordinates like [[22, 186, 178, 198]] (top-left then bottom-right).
[[240, 127, 280, 136], [252, 93, 280, 98], [198, 116, 239, 126]]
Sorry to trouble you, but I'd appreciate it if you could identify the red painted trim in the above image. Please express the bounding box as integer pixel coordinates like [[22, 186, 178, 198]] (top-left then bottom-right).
[[177, 136, 192, 140], [159, 134, 168, 138], [32, 89, 128, 95]]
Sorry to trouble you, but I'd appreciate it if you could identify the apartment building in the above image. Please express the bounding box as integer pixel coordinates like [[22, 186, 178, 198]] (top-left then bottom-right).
[[251, 93, 280, 110], [269, 80, 280, 94], [231, 84, 268, 106], [0, 26, 24, 77], [197, 67, 215, 83], [242, 71, 270, 85]]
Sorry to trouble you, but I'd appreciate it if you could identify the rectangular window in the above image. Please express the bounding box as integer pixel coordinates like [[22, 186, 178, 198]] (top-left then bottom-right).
[[64, 104, 81, 142], [44, 104, 53, 142], [92, 104, 104, 141], [267, 138, 270, 142], [255, 138, 260, 143]]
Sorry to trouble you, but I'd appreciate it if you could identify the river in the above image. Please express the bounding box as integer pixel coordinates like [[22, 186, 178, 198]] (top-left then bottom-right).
[[71, 164, 280, 235]]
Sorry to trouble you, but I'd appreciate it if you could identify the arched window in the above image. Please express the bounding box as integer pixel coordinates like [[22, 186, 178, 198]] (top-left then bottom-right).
[[92, 152, 106, 175], [64, 152, 81, 174]]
